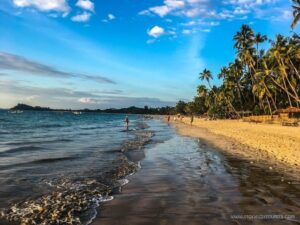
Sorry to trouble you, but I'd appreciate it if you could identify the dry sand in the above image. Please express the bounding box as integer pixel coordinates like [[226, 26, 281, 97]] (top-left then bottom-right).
[[172, 117, 300, 178]]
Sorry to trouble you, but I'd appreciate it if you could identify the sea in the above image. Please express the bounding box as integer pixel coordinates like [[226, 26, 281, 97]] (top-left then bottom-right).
[[0, 110, 172, 225]]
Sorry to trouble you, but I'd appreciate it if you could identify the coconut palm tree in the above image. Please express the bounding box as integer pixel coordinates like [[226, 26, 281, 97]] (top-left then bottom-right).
[[254, 33, 267, 55], [199, 69, 213, 88], [291, 0, 300, 29], [197, 85, 208, 98]]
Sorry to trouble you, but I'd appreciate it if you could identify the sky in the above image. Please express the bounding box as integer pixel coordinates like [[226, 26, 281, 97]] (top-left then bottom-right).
[[0, 0, 298, 109]]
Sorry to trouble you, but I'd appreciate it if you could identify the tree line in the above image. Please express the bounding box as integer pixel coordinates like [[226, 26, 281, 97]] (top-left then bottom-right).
[[175, 23, 300, 118]]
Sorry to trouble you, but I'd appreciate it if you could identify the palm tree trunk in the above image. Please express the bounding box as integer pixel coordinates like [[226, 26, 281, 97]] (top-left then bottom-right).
[[288, 56, 300, 80], [266, 97, 273, 115], [268, 75, 299, 104]]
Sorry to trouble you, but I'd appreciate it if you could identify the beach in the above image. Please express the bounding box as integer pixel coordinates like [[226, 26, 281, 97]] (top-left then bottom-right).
[[93, 118, 300, 225], [0, 113, 299, 225], [172, 117, 300, 178]]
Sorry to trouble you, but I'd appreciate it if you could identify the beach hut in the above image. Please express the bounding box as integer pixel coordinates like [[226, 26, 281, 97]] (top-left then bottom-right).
[[274, 106, 300, 118], [273, 107, 300, 126]]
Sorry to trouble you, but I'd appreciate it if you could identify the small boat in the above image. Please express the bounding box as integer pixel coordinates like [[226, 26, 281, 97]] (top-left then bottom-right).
[[9, 110, 23, 114], [73, 111, 82, 115]]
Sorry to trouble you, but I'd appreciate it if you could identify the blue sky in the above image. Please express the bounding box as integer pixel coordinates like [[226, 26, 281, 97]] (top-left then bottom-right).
[[0, 0, 298, 109]]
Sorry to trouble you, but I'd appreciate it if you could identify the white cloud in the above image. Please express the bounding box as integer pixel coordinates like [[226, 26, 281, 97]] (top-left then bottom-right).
[[149, 5, 171, 17], [108, 14, 116, 20], [142, 0, 185, 17], [78, 97, 95, 104], [102, 14, 116, 23], [71, 12, 91, 22], [75, 0, 94, 12], [224, 0, 277, 7], [26, 95, 39, 101], [165, 0, 185, 8], [147, 26, 165, 38], [140, 0, 280, 24], [233, 7, 249, 14], [12, 0, 70, 14], [182, 29, 192, 34]]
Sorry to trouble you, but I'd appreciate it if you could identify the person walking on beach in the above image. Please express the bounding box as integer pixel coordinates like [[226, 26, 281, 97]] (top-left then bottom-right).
[[190, 115, 194, 126], [124, 115, 129, 130], [167, 115, 170, 123]]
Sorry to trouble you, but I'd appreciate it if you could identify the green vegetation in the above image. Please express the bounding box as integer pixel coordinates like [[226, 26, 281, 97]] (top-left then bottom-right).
[[176, 25, 300, 118]]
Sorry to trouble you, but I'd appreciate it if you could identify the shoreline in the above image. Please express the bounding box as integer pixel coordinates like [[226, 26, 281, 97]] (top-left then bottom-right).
[[92, 118, 300, 225], [170, 117, 300, 179]]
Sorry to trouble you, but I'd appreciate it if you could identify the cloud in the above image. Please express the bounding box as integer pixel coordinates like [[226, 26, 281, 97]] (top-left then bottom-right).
[[0, 52, 115, 84], [182, 29, 193, 34], [225, 0, 277, 7], [108, 14, 116, 20], [12, 0, 70, 15], [149, 6, 172, 17], [148, 26, 165, 38], [71, 12, 91, 22], [140, 0, 282, 30], [102, 14, 116, 22], [78, 97, 95, 104], [75, 0, 94, 12], [0, 80, 175, 109], [12, 0, 98, 21], [233, 7, 250, 14], [141, 0, 185, 17]]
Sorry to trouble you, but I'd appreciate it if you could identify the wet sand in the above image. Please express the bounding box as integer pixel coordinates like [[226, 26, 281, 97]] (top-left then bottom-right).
[[93, 130, 300, 225], [173, 118, 300, 179]]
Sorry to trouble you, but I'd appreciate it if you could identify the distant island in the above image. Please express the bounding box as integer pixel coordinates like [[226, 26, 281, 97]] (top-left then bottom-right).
[[10, 103, 175, 115]]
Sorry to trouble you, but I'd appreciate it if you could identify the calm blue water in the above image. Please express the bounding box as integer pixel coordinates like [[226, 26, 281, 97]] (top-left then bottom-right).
[[0, 110, 172, 224]]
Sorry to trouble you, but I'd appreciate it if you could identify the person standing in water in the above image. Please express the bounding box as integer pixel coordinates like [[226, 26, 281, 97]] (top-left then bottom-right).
[[167, 115, 170, 123], [124, 115, 129, 130]]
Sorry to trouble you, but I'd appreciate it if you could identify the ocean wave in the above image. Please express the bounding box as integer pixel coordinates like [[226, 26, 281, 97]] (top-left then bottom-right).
[[5, 138, 72, 146], [0, 157, 138, 225], [0, 120, 154, 225], [120, 131, 154, 152], [80, 126, 104, 130], [35, 124, 66, 128], [32, 156, 77, 164], [0, 146, 44, 156]]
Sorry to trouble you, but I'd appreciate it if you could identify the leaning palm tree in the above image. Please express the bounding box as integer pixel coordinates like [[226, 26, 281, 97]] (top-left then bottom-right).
[[291, 0, 300, 29]]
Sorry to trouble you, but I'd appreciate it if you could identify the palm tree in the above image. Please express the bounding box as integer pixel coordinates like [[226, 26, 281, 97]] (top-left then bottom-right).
[[234, 25, 257, 105], [291, 0, 300, 29], [268, 35, 300, 106], [199, 69, 213, 88], [254, 33, 267, 70], [197, 85, 207, 98], [254, 33, 267, 55]]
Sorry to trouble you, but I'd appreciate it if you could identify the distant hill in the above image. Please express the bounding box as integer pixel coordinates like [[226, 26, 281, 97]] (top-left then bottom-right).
[[10, 104, 174, 115], [11, 104, 52, 111]]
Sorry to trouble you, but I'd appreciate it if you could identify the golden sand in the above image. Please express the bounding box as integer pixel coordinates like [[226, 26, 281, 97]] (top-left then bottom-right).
[[171, 117, 300, 177]]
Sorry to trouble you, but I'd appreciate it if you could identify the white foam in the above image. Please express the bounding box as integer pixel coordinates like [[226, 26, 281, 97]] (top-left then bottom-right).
[[117, 178, 129, 186], [137, 161, 141, 169], [100, 196, 114, 202], [86, 195, 115, 225]]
